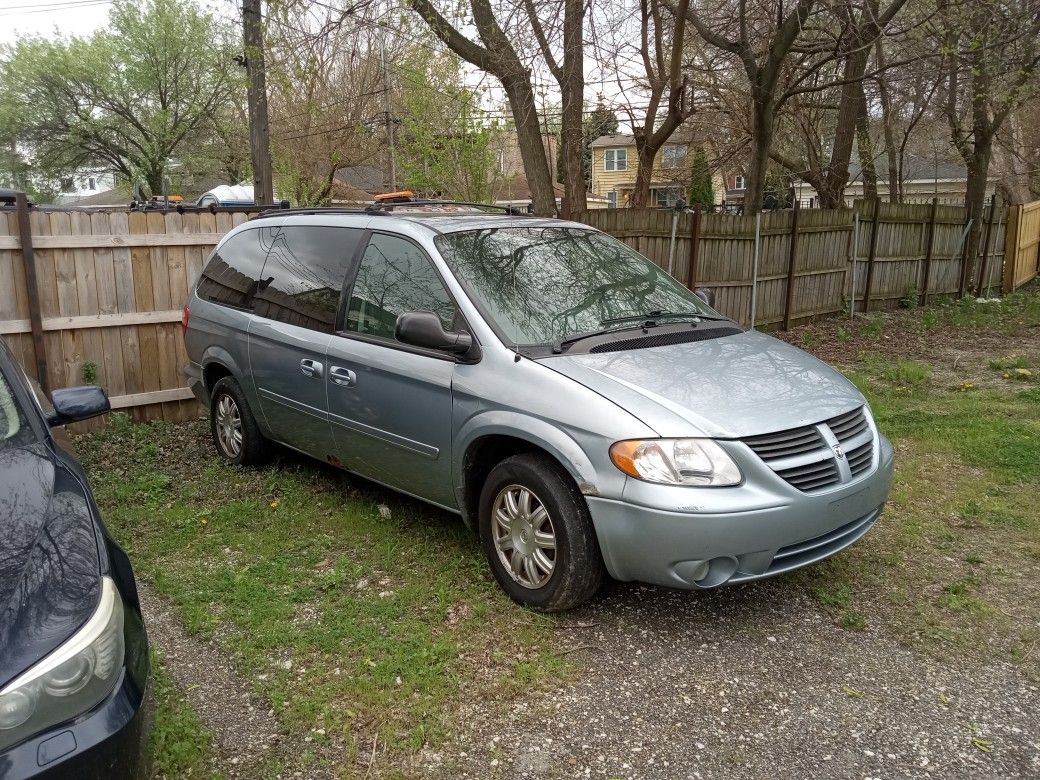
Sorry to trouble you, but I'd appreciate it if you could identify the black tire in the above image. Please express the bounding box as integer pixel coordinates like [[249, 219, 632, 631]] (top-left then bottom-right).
[[478, 453, 604, 611], [209, 376, 269, 466]]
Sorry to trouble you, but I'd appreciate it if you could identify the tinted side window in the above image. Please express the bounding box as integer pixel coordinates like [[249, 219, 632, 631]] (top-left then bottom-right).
[[196, 227, 275, 309], [252, 226, 362, 333], [346, 234, 457, 340]]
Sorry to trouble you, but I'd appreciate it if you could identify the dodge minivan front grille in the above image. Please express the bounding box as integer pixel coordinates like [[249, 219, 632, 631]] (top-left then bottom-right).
[[741, 407, 875, 493]]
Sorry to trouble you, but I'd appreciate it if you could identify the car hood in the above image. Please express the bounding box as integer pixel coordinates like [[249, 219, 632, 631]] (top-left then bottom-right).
[[540, 329, 865, 438], [0, 444, 102, 690]]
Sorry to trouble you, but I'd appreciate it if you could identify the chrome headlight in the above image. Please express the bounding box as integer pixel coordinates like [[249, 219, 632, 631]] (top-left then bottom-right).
[[610, 438, 742, 486], [0, 577, 124, 749]]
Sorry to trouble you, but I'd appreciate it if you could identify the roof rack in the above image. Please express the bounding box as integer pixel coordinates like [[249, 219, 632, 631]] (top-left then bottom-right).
[[249, 206, 370, 220], [365, 199, 530, 216]]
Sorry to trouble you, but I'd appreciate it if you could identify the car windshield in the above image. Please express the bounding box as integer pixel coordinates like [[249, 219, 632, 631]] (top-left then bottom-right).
[[434, 226, 716, 346], [0, 369, 36, 450]]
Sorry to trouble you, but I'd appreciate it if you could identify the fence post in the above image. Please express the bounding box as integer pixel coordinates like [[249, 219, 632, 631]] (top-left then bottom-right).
[[750, 211, 761, 327], [975, 195, 998, 296], [782, 201, 800, 330], [849, 212, 859, 318], [919, 197, 939, 306], [14, 192, 49, 393], [861, 198, 881, 313], [686, 204, 702, 290], [1002, 204, 1022, 293]]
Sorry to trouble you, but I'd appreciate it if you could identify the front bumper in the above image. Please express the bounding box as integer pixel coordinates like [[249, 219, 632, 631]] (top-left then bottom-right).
[[586, 435, 895, 588], [0, 669, 150, 780]]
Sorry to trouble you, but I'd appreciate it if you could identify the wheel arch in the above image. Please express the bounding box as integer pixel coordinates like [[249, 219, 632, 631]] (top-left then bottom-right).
[[454, 413, 598, 531]]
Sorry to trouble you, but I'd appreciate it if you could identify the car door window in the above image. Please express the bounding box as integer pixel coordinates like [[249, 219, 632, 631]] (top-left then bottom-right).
[[345, 234, 457, 340], [253, 226, 363, 333]]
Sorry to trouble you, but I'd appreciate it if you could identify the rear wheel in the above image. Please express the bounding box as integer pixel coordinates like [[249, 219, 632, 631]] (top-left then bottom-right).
[[478, 453, 603, 611], [209, 376, 269, 466]]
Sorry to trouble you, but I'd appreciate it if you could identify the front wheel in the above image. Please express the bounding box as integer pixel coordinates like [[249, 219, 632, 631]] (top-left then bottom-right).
[[209, 376, 269, 466], [478, 453, 604, 611]]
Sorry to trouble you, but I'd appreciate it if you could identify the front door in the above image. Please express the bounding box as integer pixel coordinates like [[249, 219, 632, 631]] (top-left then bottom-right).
[[248, 225, 364, 457], [326, 233, 459, 507]]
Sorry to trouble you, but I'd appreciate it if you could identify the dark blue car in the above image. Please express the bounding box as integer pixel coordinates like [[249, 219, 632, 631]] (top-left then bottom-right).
[[0, 338, 149, 779]]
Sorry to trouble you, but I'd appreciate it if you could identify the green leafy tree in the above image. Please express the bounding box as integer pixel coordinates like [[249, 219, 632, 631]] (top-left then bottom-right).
[[687, 146, 714, 207], [0, 0, 242, 194], [396, 52, 503, 202]]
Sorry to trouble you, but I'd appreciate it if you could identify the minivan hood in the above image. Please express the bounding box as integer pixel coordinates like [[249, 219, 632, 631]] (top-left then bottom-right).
[[541, 329, 865, 438], [0, 444, 102, 689]]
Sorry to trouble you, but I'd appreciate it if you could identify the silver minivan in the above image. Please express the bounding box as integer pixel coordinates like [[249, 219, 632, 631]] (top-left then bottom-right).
[[182, 201, 894, 610]]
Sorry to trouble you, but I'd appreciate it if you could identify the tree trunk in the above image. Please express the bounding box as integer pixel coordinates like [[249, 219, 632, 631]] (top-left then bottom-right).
[[856, 82, 878, 202], [558, 0, 586, 218], [501, 74, 556, 216], [629, 140, 655, 208], [963, 144, 992, 294], [744, 96, 774, 215], [146, 166, 164, 196]]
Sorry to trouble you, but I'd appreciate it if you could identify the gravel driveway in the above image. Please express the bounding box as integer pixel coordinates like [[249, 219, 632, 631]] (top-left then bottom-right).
[[431, 580, 1040, 779]]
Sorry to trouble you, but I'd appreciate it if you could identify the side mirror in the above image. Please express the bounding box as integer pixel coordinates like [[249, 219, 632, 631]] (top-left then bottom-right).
[[694, 287, 716, 308], [47, 386, 111, 427], [395, 311, 473, 355]]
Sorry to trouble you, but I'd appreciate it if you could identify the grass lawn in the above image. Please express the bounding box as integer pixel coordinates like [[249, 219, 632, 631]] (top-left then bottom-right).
[[782, 291, 1040, 670], [77, 288, 1040, 777], [80, 415, 570, 777]]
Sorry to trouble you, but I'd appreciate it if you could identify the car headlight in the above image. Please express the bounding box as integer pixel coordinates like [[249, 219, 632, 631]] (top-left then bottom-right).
[[610, 438, 742, 486], [0, 577, 124, 750]]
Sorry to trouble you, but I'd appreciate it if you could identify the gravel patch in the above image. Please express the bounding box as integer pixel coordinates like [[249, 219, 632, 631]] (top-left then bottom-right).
[[138, 583, 335, 779], [432, 581, 1040, 779]]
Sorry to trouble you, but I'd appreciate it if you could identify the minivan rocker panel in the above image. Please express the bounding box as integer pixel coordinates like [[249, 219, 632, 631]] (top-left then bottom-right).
[[183, 208, 893, 610]]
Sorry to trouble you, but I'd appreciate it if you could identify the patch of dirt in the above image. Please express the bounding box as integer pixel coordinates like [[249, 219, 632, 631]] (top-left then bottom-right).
[[777, 307, 1040, 389]]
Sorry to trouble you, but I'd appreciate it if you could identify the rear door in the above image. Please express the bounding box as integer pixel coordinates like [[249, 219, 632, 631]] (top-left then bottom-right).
[[248, 224, 364, 457], [325, 232, 461, 507]]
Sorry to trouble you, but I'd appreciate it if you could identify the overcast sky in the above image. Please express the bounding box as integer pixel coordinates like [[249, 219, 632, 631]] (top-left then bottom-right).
[[0, 0, 238, 46]]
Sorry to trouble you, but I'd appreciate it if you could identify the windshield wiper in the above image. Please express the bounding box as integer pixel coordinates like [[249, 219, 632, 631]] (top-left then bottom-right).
[[600, 310, 731, 326], [551, 324, 639, 354]]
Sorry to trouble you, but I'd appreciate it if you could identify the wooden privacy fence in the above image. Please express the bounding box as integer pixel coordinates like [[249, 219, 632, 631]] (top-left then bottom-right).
[[1004, 199, 1040, 292], [0, 204, 260, 427], [574, 199, 1008, 327], [0, 198, 1027, 427]]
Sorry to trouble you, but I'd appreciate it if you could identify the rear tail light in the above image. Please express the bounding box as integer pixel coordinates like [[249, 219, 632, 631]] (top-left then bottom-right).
[[181, 303, 190, 336]]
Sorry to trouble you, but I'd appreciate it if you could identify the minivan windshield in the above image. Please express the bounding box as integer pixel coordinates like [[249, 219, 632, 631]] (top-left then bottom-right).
[[435, 226, 717, 346]]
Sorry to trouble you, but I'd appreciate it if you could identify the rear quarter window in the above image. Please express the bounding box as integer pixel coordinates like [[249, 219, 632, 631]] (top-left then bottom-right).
[[196, 227, 276, 309]]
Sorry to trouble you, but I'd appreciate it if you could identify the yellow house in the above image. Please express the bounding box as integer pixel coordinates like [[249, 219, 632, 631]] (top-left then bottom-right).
[[589, 134, 724, 208]]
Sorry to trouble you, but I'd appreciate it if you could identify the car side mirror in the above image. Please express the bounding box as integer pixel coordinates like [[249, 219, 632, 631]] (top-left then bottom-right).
[[395, 311, 473, 355], [47, 386, 111, 427], [694, 287, 716, 308]]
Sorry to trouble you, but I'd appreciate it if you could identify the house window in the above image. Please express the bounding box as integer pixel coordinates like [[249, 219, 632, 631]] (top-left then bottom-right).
[[734, 175, 746, 190], [655, 188, 681, 208], [60, 177, 73, 191], [607, 191, 618, 209], [661, 145, 687, 169], [604, 148, 628, 172], [88, 177, 96, 190]]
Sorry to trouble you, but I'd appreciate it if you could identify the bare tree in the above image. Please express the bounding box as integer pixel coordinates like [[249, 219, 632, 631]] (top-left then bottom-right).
[[681, 0, 818, 214], [623, 0, 692, 208], [524, 0, 587, 215], [265, 1, 386, 204], [407, 0, 557, 215], [938, 0, 1040, 285]]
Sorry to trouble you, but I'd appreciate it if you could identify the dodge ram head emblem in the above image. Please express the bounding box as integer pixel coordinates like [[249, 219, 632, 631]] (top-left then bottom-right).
[[833, 445, 845, 459]]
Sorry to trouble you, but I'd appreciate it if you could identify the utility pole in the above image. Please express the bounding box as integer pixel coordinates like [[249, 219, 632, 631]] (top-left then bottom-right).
[[380, 38, 397, 191], [243, 0, 273, 206]]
